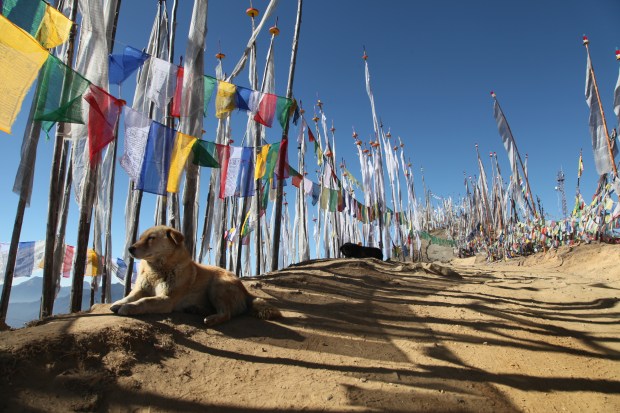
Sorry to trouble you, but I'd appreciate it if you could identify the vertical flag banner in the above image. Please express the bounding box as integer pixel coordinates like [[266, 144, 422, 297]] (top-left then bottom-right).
[[216, 144, 232, 198], [120, 107, 152, 182], [167, 132, 197, 193], [35, 4, 72, 48], [137, 121, 176, 195], [84, 84, 125, 163], [0, 15, 48, 133], [585, 54, 615, 175], [34, 54, 90, 131]]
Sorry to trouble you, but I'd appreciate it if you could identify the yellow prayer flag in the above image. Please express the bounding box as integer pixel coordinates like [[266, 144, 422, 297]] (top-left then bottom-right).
[[35, 5, 73, 49], [254, 144, 271, 180], [215, 81, 236, 119], [167, 132, 197, 193], [0, 15, 48, 134], [86, 249, 100, 277]]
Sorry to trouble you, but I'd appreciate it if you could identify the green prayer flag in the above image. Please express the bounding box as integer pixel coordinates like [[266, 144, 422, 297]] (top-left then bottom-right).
[[263, 142, 280, 180], [275, 96, 294, 129], [203, 75, 217, 116], [2, 0, 46, 37], [329, 188, 338, 212], [192, 140, 220, 167], [34, 54, 91, 132]]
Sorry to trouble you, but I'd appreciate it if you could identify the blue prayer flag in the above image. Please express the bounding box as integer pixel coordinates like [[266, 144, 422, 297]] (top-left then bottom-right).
[[109, 46, 150, 85], [137, 121, 176, 195]]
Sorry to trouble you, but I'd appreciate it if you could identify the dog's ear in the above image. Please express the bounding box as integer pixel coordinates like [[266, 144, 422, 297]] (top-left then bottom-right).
[[166, 228, 184, 246]]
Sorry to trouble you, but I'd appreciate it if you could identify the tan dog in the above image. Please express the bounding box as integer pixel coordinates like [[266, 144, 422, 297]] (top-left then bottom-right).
[[110, 225, 281, 326]]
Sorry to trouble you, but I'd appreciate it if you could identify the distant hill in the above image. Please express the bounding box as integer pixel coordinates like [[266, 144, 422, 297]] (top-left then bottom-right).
[[3, 278, 125, 328]]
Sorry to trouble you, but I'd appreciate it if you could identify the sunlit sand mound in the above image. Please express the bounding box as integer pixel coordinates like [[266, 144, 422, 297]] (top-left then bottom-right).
[[1, 255, 618, 412]]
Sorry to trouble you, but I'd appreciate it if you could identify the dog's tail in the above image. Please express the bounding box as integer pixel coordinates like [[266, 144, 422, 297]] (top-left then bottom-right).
[[247, 296, 282, 320]]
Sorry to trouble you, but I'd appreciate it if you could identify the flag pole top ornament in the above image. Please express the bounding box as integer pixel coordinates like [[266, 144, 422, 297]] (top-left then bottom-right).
[[490, 91, 496, 99], [352, 130, 358, 139], [269, 18, 280, 36], [246, 6, 259, 18], [582, 35, 589, 46], [316, 99, 323, 109], [616, 49, 620, 61], [362, 48, 368, 60], [216, 41, 225, 60], [312, 115, 319, 122]]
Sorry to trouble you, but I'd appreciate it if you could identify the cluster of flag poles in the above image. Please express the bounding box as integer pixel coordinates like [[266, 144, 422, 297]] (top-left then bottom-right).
[[1, 0, 620, 330]]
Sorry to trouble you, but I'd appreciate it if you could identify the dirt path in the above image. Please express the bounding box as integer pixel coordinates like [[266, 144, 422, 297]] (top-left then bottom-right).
[[1, 248, 619, 412]]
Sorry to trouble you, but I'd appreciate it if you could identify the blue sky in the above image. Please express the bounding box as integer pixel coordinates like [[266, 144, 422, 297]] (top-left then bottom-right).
[[1, 0, 620, 273]]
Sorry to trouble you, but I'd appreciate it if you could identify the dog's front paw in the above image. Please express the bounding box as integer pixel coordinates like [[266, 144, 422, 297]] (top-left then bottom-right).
[[116, 304, 134, 316], [110, 302, 123, 313]]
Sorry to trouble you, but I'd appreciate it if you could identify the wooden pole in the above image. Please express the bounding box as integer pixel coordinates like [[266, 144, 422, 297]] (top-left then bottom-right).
[[40, 0, 80, 317], [70, 0, 123, 313], [584, 39, 618, 177]]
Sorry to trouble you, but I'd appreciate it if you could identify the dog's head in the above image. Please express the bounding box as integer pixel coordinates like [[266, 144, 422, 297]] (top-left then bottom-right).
[[128, 226, 185, 261]]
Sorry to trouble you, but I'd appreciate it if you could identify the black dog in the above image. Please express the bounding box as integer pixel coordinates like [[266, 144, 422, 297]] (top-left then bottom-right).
[[339, 242, 383, 260]]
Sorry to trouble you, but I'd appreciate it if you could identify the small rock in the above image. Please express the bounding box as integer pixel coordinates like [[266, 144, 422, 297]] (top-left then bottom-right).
[[360, 377, 368, 383], [326, 394, 333, 401], [483, 342, 488, 345]]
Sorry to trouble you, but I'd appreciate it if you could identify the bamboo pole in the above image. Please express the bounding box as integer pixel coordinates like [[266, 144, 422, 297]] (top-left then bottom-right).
[[272, 0, 303, 271], [584, 37, 618, 177]]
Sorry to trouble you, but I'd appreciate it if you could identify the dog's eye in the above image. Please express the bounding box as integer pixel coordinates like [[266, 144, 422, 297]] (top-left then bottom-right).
[[147, 236, 155, 241]]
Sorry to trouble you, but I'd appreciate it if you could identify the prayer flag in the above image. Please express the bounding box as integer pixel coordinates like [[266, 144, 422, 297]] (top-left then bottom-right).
[[275, 137, 289, 179], [254, 144, 270, 180], [216, 143, 231, 198], [2, 0, 45, 37], [137, 120, 176, 195], [235, 85, 253, 111], [203, 75, 217, 116], [62, 245, 74, 278], [578, 152, 584, 178], [167, 132, 197, 193], [84, 84, 125, 164], [34, 54, 90, 131], [236, 146, 255, 197], [0, 14, 48, 133], [263, 141, 281, 180], [170, 66, 184, 117], [109, 45, 150, 85], [276, 97, 294, 129], [310, 183, 320, 206], [115, 257, 137, 284], [254, 92, 277, 127], [221, 146, 243, 198], [86, 249, 100, 277], [215, 80, 236, 119], [145, 56, 178, 109], [120, 107, 152, 182], [308, 128, 315, 142], [192, 139, 220, 167], [35, 4, 72, 48]]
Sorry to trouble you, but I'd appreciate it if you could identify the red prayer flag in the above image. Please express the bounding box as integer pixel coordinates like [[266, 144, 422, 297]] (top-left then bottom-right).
[[308, 128, 315, 142], [62, 245, 74, 278], [254, 93, 277, 127], [291, 174, 302, 188], [275, 137, 289, 179], [171, 66, 184, 118], [84, 84, 125, 164], [216, 144, 231, 199]]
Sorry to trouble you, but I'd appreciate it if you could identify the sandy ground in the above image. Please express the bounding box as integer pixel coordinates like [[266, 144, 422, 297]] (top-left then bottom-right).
[[0, 242, 619, 412]]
